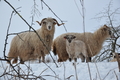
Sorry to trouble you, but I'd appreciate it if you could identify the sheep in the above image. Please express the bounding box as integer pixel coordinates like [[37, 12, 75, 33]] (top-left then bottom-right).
[[7, 17, 64, 64], [110, 52, 120, 62], [64, 35, 88, 62], [52, 25, 114, 62]]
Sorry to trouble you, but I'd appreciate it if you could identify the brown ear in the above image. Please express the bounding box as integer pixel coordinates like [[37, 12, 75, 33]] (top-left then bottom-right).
[[73, 36, 76, 39], [104, 24, 108, 27], [64, 36, 67, 39], [64, 35, 68, 39], [71, 35, 75, 39], [104, 24, 109, 28], [53, 18, 64, 26], [103, 25, 109, 31]]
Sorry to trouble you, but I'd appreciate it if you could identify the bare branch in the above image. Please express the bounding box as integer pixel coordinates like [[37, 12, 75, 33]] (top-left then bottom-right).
[[41, 0, 67, 32], [3, 11, 14, 59]]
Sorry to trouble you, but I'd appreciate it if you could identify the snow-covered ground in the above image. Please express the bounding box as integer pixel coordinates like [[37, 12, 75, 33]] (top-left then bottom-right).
[[0, 59, 120, 80]]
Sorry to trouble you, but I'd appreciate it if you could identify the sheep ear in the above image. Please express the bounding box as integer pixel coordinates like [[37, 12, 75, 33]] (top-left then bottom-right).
[[103, 25, 109, 30], [71, 35, 76, 39], [104, 24, 108, 28], [73, 36, 76, 39], [64, 36, 67, 39], [72, 36, 76, 39], [53, 18, 64, 26], [103, 27, 107, 31], [38, 18, 47, 26]]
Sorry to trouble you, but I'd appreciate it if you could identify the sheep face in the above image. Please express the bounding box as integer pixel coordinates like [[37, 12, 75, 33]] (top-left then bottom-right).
[[64, 35, 76, 43], [41, 18, 56, 31], [36, 17, 64, 31], [103, 25, 115, 38], [111, 52, 120, 58]]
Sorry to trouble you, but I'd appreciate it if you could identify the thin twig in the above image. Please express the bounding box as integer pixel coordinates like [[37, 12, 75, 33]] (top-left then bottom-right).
[[87, 63, 92, 80], [43, 62, 57, 77], [39, 68, 48, 75], [3, 11, 14, 59], [41, 75, 60, 80], [114, 70, 119, 80], [74, 0, 82, 17], [63, 62, 66, 80], [73, 62, 78, 80], [66, 75, 74, 80], [41, 0, 67, 32], [103, 67, 118, 80], [94, 63, 101, 80]]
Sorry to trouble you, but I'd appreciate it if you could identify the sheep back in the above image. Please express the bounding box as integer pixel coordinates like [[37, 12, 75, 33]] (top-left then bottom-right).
[[52, 25, 111, 62]]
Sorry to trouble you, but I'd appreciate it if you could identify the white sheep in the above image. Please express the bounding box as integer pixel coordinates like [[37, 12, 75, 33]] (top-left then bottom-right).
[[52, 25, 114, 62], [8, 17, 64, 64], [64, 35, 88, 62]]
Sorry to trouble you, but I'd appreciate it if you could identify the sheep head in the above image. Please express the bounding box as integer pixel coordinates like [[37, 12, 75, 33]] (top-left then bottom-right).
[[64, 35, 76, 43], [102, 25, 115, 38], [36, 17, 64, 31]]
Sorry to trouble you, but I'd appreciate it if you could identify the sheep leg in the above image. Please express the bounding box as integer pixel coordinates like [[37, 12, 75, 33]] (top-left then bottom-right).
[[57, 54, 62, 62], [41, 51, 45, 62], [86, 57, 91, 62], [12, 57, 18, 64], [79, 54, 85, 62], [58, 58, 63, 62], [39, 56, 41, 63], [74, 52, 79, 62], [42, 56, 45, 62], [74, 58, 77, 62], [68, 54, 72, 62], [89, 57, 91, 61], [20, 59, 24, 64], [7, 52, 17, 64], [69, 58, 71, 61]]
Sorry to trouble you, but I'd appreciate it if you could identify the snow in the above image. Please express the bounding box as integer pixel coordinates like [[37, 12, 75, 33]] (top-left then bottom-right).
[[0, 0, 119, 80], [0, 59, 119, 80]]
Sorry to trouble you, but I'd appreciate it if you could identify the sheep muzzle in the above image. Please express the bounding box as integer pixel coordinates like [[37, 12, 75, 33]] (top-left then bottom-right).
[[68, 40, 72, 43]]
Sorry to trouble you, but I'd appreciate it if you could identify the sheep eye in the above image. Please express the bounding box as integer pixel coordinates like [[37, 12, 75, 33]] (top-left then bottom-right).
[[43, 22, 46, 24], [109, 30, 111, 35], [53, 22, 56, 24]]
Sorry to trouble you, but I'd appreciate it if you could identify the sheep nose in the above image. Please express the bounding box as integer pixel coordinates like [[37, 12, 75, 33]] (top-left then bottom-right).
[[68, 40, 72, 43], [48, 26, 51, 29]]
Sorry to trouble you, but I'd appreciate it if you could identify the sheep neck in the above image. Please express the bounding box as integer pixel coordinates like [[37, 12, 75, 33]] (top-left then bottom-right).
[[93, 28, 109, 45], [66, 40, 75, 47], [37, 27, 55, 51], [66, 40, 75, 54], [37, 27, 55, 41]]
